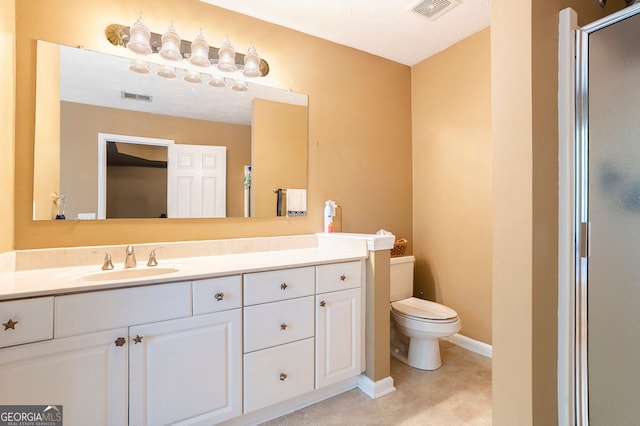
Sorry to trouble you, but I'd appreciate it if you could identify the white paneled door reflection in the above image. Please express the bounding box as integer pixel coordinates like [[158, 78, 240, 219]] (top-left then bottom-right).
[[167, 145, 226, 218]]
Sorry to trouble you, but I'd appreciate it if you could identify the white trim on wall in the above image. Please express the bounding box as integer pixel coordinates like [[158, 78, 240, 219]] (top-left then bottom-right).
[[444, 333, 492, 359], [557, 8, 578, 426]]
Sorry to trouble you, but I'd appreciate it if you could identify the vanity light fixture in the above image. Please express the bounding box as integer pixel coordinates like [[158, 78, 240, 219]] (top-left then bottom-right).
[[157, 64, 177, 79], [158, 23, 182, 61], [243, 44, 261, 78], [189, 30, 211, 67], [216, 36, 237, 72], [126, 14, 152, 55], [129, 57, 150, 74], [184, 70, 203, 84], [231, 79, 249, 92], [107, 16, 270, 91], [208, 75, 226, 88]]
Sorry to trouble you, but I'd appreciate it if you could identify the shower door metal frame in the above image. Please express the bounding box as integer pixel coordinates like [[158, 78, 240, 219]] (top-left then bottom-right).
[[573, 4, 640, 424]]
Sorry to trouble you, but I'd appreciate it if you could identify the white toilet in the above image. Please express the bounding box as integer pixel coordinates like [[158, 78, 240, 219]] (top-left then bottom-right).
[[390, 255, 461, 370]]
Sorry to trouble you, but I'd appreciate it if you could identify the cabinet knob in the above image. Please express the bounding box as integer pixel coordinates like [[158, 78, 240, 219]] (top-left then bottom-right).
[[279, 373, 288, 381], [280, 283, 288, 290], [2, 318, 18, 330], [133, 335, 144, 344], [340, 274, 347, 281], [214, 292, 224, 301], [280, 323, 288, 331], [115, 337, 126, 347], [320, 301, 326, 307]]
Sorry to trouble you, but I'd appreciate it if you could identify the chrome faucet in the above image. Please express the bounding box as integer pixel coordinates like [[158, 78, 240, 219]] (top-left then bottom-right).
[[124, 245, 137, 268], [101, 252, 114, 270], [147, 248, 159, 267]]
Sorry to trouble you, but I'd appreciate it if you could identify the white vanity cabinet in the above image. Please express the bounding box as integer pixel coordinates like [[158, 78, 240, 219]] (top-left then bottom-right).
[[126, 277, 243, 426], [129, 309, 242, 425], [0, 296, 54, 347], [241, 261, 364, 414], [0, 327, 129, 425], [315, 261, 363, 389], [0, 253, 367, 425], [0, 277, 243, 426], [242, 267, 316, 413]]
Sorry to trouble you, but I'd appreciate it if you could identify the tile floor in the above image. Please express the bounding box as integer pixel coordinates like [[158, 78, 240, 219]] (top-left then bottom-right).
[[261, 341, 492, 425]]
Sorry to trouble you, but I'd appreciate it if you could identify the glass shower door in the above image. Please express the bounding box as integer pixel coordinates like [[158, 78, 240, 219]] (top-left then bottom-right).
[[579, 6, 640, 424]]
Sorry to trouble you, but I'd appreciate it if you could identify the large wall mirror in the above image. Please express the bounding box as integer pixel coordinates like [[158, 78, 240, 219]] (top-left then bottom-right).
[[32, 40, 308, 221]]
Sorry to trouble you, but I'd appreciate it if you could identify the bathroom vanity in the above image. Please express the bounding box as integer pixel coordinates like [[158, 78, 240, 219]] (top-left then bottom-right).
[[0, 234, 390, 425]]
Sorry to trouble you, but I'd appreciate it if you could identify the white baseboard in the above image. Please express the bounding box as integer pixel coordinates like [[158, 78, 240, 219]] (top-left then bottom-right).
[[219, 377, 360, 425], [357, 374, 396, 399], [444, 333, 492, 358]]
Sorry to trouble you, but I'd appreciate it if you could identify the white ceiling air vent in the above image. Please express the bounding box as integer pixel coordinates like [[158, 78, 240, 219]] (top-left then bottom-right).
[[121, 91, 152, 102], [409, 0, 459, 20]]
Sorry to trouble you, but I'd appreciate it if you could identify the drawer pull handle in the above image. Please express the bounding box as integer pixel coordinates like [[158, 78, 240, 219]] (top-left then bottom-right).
[[2, 318, 18, 330], [280, 283, 288, 290], [340, 274, 347, 281], [280, 323, 288, 331], [115, 337, 126, 347], [133, 335, 144, 344], [279, 373, 288, 381], [320, 301, 326, 307], [215, 292, 224, 301]]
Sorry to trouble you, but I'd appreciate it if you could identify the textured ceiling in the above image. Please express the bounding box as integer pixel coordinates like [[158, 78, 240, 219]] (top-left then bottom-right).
[[58, 44, 307, 125], [200, 0, 491, 66]]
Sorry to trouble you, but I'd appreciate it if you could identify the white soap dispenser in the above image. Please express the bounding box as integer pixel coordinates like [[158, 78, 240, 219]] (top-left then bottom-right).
[[323, 200, 337, 233]]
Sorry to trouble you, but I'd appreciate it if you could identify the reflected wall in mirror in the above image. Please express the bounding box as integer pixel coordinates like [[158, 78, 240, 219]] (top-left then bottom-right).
[[33, 40, 308, 221]]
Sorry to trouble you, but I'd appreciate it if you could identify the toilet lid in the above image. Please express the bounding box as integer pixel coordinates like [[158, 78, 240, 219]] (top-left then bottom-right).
[[391, 297, 458, 321]]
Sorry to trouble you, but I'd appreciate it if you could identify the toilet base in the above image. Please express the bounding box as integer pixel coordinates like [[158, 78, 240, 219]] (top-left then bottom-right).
[[408, 337, 442, 370], [390, 325, 443, 370]]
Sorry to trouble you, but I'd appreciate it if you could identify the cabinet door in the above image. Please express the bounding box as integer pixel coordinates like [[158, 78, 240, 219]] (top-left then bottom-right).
[[0, 328, 128, 425], [316, 288, 362, 388], [129, 310, 242, 426]]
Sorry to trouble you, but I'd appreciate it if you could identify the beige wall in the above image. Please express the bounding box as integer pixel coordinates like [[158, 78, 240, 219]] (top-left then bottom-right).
[[107, 166, 167, 218], [0, 0, 15, 252], [252, 99, 307, 217], [491, 1, 625, 424], [57, 102, 250, 219], [14, 0, 412, 249], [12, 0, 629, 422], [411, 28, 492, 345]]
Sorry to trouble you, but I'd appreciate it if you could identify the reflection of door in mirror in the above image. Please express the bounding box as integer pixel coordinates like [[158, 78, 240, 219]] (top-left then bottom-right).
[[97, 134, 227, 219], [105, 140, 168, 219], [98, 134, 172, 219], [167, 144, 226, 218]]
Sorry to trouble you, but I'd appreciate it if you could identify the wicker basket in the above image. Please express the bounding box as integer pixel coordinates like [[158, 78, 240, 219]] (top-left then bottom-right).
[[390, 238, 408, 257]]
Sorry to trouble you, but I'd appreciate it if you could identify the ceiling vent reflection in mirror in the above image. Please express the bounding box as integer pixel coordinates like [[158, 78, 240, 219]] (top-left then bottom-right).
[[106, 13, 269, 92], [409, 0, 459, 20]]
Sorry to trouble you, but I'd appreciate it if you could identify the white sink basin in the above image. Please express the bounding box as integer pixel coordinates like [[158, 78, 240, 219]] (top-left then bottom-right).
[[80, 267, 180, 282]]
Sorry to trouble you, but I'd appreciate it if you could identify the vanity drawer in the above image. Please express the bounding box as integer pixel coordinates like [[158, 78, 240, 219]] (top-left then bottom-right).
[[244, 267, 315, 305], [0, 297, 54, 348], [192, 275, 242, 315], [316, 261, 363, 294], [244, 296, 314, 353], [55, 282, 191, 338], [244, 337, 314, 413]]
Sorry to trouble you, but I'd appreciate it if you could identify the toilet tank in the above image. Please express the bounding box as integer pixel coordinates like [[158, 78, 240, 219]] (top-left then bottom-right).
[[390, 255, 415, 302]]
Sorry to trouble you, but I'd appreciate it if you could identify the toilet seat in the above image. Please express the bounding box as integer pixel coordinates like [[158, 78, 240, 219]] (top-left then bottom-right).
[[391, 297, 458, 322]]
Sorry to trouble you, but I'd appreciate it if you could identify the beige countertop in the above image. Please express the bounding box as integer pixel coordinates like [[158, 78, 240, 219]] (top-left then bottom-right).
[[0, 246, 367, 301], [0, 232, 397, 301]]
